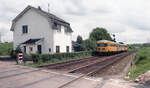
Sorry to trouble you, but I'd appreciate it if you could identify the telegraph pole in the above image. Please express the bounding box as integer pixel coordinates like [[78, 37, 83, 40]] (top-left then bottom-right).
[[111, 34, 116, 42], [48, 3, 50, 13]]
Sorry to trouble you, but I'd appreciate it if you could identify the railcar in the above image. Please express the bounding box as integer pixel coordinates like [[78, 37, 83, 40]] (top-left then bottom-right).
[[97, 40, 127, 55]]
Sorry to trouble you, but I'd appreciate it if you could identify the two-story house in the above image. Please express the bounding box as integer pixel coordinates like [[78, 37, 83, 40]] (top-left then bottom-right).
[[10, 5, 73, 54]]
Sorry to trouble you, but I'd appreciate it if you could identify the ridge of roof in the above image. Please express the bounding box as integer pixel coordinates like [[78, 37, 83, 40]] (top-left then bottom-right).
[[11, 5, 72, 32], [30, 6, 70, 25]]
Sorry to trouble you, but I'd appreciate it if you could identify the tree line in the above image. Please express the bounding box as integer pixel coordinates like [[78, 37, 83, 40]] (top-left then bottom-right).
[[73, 27, 112, 52]]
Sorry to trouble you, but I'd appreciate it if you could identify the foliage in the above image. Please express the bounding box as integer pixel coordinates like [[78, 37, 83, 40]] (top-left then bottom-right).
[[0, 43, 13, 56], [74, 35, 84, 51], [10, 46, 23, 58], [82, 39, 97, 51], [128, 45, 136, 51], [77, 35, 83, 44], [90, 27, 112, 41], [129, 47, 150, 79], [24, 51, 92, 65]]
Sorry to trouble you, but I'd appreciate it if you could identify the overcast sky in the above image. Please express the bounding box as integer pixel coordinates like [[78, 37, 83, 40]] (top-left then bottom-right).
[[0, 0, 150, 44]]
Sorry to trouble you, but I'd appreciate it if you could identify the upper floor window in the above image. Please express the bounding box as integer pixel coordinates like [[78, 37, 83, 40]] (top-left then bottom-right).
[[54, 22, 61, 31], [64, 26, 68, 32], [22, 25, 28, 34]]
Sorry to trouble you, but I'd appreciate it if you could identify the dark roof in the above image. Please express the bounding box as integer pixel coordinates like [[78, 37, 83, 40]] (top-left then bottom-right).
[[11, 5, 73, 32], [32, 6, 70, 25], [22, 39, 41, 44]]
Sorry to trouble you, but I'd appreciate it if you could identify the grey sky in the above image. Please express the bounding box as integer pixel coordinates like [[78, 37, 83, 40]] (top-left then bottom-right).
[[0, 0, 150, 43]]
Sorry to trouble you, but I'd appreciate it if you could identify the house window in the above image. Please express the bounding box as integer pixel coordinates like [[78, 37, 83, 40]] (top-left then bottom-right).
[[29, 47, 33, 52], [49, 48, 51, 52], [56, 46, 60, 53], [57, 25, 61, 31], [22, 25, 28, 34], [64, 26, 68, 32], [54, 22, 61, 31], [66, 46, 69, 52]]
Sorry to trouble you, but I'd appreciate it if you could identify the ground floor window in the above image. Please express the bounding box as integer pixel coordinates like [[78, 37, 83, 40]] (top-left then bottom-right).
[[29, 47, 33, 52], [66, 46, 69, 52], [49, 48, 51, 52], [37, 45, 42, 54], [56, 46, 60, 53]]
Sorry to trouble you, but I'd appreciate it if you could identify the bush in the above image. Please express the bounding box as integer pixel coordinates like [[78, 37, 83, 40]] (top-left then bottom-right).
[[24, 51, 92, 64], [0, 43, 13, 56]]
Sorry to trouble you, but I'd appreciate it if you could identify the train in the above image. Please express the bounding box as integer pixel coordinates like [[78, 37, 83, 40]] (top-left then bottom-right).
[[97, 40, 128, 55]]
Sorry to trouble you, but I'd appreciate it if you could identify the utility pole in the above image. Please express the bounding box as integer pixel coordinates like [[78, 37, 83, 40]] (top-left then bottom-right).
[[48, 3, 50, 13], [33, 0, 39, 8], [112, 34, 116, 42]]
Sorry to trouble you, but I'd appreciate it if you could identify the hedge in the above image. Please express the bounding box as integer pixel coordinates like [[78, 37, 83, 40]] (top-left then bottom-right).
[[24, 51, 92, 63]]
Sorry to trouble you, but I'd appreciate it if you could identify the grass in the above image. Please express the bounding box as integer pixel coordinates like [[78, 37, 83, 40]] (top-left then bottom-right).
[[0, 43, 13, 56], [129, 47, 150, 80]]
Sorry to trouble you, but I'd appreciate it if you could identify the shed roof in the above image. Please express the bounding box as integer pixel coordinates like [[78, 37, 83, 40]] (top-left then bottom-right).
[[22, 38, 41, 44]]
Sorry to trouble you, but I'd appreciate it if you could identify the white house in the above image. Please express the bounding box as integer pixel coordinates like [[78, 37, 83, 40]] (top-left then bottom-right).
[[10, 5, 73, 54]]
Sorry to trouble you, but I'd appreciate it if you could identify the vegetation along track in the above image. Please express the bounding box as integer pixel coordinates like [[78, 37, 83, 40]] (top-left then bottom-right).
[[57, 51, 135, 88]]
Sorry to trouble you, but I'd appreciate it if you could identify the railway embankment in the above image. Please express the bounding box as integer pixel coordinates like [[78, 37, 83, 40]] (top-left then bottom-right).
[[128, 47, 150, 87]]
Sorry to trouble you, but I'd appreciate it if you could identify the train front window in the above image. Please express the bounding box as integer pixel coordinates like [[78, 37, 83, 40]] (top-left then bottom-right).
[[98, 44, 107, 47]]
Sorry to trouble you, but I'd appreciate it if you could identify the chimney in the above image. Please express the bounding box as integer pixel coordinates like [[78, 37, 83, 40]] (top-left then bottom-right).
[[38, 6, 42, 10]]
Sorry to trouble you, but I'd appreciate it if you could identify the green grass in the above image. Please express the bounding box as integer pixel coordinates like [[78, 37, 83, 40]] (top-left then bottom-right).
[[0, 43, 13, 56], [129, 47, 150, 80]]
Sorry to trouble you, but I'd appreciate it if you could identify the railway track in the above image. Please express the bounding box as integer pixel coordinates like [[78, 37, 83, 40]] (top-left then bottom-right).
[[56, 51, 135, 88], [72, 51, 131, 74], [41, 56, 101, 69]]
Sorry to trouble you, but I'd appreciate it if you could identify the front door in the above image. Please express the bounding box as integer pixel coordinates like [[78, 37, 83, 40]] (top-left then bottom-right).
[[24, 46, 26, 54], [37, 45, 42, 54]]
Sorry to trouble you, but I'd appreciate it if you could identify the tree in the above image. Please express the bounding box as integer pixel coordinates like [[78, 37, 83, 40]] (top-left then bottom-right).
[[82, 39, 97, 51], [77, 35, 83, 44], [90, 27, 112, 41], [73, 35, 84, 51]]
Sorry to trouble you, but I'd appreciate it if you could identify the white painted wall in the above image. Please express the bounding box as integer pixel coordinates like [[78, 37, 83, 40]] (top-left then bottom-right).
[[26, 44, 37, 54], [53, 26, 72, 53], [13, 9, 53, 54]]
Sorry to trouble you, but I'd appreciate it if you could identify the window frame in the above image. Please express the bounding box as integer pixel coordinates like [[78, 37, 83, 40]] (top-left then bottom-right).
[[66, 46, 69, 52], [29, 47, 33, 52], [22, 25, 28, 34], [97, 43, 108, 47], [56, 46, 60, 53]]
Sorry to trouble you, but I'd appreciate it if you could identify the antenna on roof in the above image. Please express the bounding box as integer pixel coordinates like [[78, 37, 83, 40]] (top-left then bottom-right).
[[33, 0, 39, 8], [48, 3, 50, 13]]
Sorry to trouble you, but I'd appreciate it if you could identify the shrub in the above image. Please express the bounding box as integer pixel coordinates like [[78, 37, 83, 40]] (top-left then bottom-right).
[[0, 43, 13, 56], [24, 51, 92, 64]]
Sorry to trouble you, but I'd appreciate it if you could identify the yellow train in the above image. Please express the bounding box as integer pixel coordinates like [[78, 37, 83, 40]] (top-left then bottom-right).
[[97, 40, 127, 54]]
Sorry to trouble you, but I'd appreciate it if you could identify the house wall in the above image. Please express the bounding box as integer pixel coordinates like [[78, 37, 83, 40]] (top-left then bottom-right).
[[26, 44, 37, 54], [13, 9, 54, 54], [53, 26, 72, 53]]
